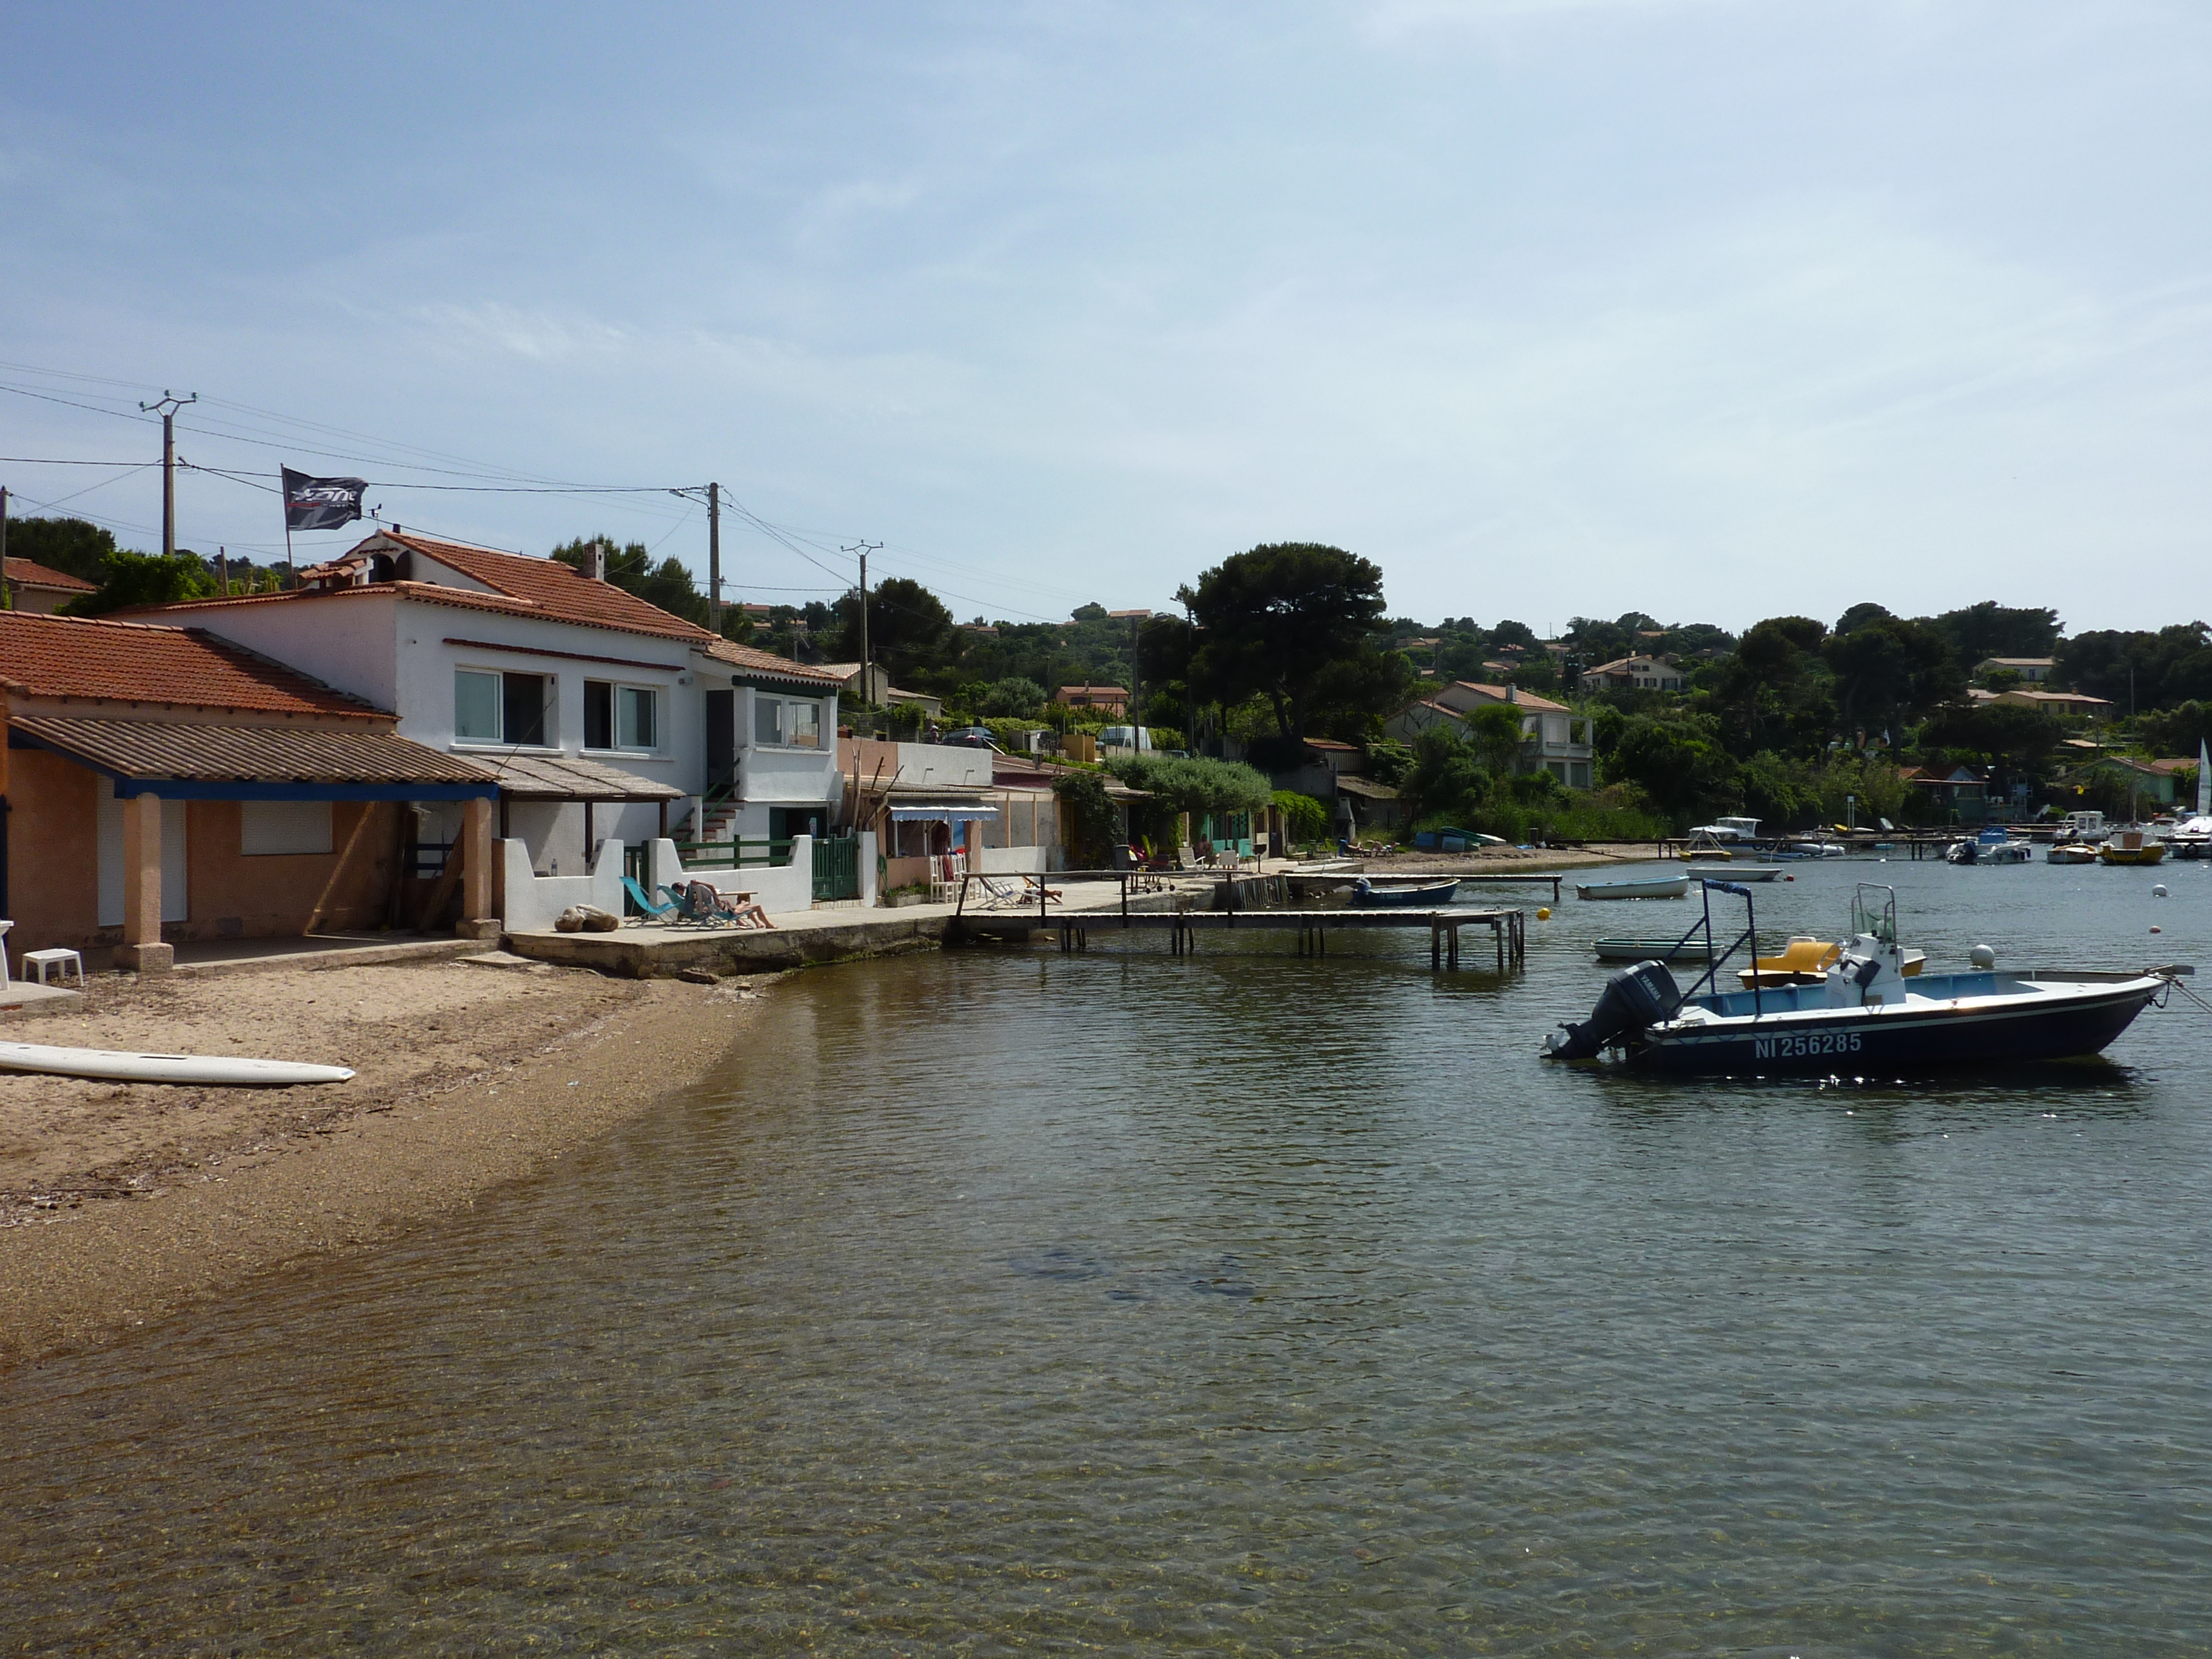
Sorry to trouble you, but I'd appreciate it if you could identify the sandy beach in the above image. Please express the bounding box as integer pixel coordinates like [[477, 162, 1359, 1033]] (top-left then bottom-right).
[[0, 956, 766, 1372]]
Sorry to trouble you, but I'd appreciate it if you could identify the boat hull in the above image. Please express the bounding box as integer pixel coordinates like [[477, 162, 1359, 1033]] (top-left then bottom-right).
[[1686, 863, 1782, 882], [0, 1041, 355, 1087], [2099, 846, 2168, 866], [1352, 880, 1461, 908], [1576, 877, 1691, 901], [1628, 979, 2161, 1074]]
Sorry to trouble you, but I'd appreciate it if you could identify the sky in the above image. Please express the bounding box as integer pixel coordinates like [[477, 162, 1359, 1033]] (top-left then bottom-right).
[[2, 0, 2208, 635]]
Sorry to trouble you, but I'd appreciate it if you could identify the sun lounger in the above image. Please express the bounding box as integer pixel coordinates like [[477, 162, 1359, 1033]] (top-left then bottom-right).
[[622, 876, 681, 923]]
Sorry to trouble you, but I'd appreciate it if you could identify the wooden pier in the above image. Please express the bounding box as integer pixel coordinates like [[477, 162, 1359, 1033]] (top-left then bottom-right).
[[1036, 906, 1526, 971]]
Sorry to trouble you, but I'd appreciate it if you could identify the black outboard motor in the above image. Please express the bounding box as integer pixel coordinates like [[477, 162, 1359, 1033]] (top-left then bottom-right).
[[1541, 960, 1683, 1060]]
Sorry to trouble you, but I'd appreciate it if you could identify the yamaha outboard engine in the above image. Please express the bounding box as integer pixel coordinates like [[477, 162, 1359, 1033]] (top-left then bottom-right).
[[1541, 960, 1683, 1060]]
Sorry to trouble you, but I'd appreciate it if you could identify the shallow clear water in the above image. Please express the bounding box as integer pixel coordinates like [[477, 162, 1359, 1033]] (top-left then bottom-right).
[[4, 857, 2211, 1655]]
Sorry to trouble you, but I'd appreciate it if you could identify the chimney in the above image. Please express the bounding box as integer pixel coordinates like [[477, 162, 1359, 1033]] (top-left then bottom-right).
[[1506, 683, 1517, 703], [590, 540, 608, 581]]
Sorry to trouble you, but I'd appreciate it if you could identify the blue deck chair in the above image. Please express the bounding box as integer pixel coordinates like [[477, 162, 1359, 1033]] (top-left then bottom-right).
[[621, 875, 682, 923]]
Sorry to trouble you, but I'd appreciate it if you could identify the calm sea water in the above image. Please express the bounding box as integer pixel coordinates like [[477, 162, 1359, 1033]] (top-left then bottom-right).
[[4, 857, 2210, 1655]]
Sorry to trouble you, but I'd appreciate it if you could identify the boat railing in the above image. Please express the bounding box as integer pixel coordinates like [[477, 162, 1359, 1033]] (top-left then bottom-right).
[[1674, 881, 1765, 1017]]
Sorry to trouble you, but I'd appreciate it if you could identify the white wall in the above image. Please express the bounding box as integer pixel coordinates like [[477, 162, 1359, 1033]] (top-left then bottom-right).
[[178, 589, 403, 712], [894, 742, 995, 789], [728, 682, 842, 815], [499, 836, 625, 933], [649, 834, 816, 915]]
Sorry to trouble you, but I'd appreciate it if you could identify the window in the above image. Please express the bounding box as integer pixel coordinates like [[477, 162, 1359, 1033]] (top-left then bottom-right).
[[786, 699, 820, 749], [455, 668, 551, 746], [241, 800, 333, 856], [455, 670, 501, 741], [754, 695, 821, 749], [618, 686, 657, 750], [584, 681, 613, 750]]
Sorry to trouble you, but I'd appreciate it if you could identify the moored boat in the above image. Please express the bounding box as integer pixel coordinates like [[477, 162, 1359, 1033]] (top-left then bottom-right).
[[1686, 863, 1783, 882], [1541, 882, 2185, 1073], [2098, 829, 2167, 866], [1593, 936, 1718, 964], [2165, 741, 2211, 859], [1575, 874, 1691, 901], [2046, 842, 2100, 865], [0, 1041, 355, 1087], [1351, 878, 1462, 907], [1946, 826, 2031, 865]]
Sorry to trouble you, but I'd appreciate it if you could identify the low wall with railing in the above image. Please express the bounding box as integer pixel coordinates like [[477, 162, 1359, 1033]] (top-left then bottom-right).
[[643, 833, 878, 914]]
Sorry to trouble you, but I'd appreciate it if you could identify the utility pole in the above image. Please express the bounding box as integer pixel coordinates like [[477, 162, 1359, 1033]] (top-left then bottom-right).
[[1130, 611, 1141, 728], [706, 481, 723, 635], [1, 483, 10, 611], [843, 541, 881, 703], [138, 390, 197, 558]]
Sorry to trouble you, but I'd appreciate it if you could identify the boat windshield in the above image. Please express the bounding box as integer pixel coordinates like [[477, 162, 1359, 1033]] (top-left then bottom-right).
[[1849, 883, 1899, 945]]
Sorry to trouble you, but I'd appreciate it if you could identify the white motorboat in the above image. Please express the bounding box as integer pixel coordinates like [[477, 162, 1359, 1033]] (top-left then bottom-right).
[[1544, 882, 2187, 1073], [2170, 741, 2212, 860], [0, 1041, 355, 1087], [1946, 827, 2031, 865], [1686, 816, 1763, 845], [1575, 874, 1691, 901]]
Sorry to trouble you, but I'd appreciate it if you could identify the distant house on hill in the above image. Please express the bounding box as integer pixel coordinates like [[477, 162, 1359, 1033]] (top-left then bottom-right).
[[1997, 688, 2112, 721], [1581, 654, 1684, 693], [1384, 682, 1594, 789], [1054, 683, 1128, 717], [1976, 656, 2056, 685]]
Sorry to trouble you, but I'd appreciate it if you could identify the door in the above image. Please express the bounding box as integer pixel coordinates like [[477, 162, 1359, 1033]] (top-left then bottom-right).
[[96, 779, 189, 927], [705, 689, 736, 795]]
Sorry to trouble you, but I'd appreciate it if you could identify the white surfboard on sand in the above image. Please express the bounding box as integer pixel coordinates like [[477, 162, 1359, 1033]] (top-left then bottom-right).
[[0, 1041, 354, 1087]]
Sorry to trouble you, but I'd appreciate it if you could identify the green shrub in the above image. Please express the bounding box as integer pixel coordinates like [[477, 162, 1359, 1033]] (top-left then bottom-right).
[[1107, 754, 1273, 816], [1272, 790, 1330, 842]]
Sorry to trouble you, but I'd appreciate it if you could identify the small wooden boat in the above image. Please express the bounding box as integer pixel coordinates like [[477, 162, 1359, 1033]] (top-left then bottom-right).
[[1575, 874, 1691, 901], [1351, 878, 1461, 907], [1594, 936, 1718, 964], [1686, 863, 1783, 882], [2099, 830, 2168, 866], [2046, 842, 2100, 865], [0, 1041, 355, 1087]]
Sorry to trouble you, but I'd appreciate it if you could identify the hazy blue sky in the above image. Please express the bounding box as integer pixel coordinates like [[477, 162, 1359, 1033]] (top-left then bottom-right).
[[2, 1, 2207, 632]]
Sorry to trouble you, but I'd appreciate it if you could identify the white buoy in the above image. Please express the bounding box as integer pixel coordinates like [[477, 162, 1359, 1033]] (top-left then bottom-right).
[[1971, 945, 1997, 970], [2153, 883, 2168, 898]]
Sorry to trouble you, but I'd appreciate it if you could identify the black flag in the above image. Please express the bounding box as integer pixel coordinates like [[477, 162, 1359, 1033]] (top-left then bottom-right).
[[282, 467, 367, 532]]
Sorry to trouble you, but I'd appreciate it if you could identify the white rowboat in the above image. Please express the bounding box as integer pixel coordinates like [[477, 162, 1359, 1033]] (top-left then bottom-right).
[[1575, 874, 1692, 901], [0, 1041, 355, 1087]]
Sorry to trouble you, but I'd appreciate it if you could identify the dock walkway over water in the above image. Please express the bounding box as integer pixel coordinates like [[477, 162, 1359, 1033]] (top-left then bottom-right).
[[950, 873, 1527, 971]]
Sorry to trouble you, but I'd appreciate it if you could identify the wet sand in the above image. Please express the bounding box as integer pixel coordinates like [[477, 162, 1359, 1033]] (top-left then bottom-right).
[[0, 957, 766, 1371]]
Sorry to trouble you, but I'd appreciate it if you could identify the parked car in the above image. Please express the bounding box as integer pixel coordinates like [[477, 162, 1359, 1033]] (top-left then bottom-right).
[[939, 726, 1000, 749]]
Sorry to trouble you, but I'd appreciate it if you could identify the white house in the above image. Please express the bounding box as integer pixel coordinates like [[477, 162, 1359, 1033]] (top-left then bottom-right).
[[139, 531, 848, 899], [1581, 654, 1685, 692], [1386, 681, 1595, 789]]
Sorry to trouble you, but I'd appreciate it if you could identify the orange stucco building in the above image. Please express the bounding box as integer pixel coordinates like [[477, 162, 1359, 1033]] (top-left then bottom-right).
[[2, 611, 497, 973]]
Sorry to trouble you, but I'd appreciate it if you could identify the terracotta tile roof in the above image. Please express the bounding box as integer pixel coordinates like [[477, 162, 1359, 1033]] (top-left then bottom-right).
[[1447, 681, 1572, 714], [700, 638, 848, 685], [0, 611, 383, 719], [141, 531, 716, 644], [387, 532, 708, 638], [10, 715, 493, 785], [2, 557, 97, 593]]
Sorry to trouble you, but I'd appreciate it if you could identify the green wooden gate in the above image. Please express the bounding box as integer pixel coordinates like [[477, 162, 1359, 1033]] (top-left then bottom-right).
[[812, 835, 860, 901]]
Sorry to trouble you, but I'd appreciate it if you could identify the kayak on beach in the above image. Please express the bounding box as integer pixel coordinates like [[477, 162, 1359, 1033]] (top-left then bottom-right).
[[0, 1041, 355, 1087]]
